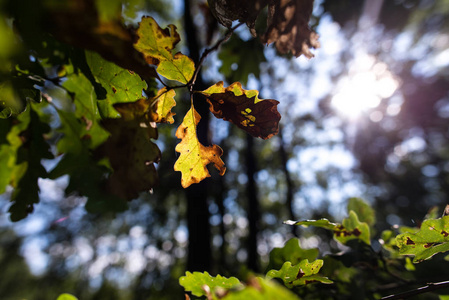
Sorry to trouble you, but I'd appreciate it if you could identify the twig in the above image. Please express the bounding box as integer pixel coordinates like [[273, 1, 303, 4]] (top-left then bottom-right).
[[381, 280, 449, 300], [188, 22, 244, 91]]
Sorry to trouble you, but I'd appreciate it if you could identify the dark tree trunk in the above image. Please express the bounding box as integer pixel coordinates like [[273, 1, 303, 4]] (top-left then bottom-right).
[[246, 134, 260, 272], [278, 126, 297, 236], [184, 0, 212, 272]]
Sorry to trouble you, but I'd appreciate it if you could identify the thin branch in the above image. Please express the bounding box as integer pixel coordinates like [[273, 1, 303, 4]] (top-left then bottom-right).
[[381, 280, 449, 300], [188, 22, 244, 91]]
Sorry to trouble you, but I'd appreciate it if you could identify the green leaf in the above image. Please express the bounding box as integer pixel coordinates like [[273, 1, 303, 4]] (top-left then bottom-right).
[[223, 277, 301, 300], [179, 271, 242, 298], [50, 107, 127, 213], [396, 215, 449, 263], [347, 198, 375, 226], [200, 82, 281, 139], [266, 260, 333, 288], [266, 238, 319, 272], [63, 66, 110, 149], [335, 211, 371, 245], [0, 80, 26, 118], [85, 51, 149, 118], [56, 293, 78, 300], [285, 211, 371, 245], [134, 16, 194, 84], [284, 218, 338, 230]]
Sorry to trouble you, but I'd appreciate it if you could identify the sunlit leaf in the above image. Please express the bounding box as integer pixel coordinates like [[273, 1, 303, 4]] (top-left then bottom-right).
[[56, 293, 78, 300], [179, 271, 242, 298], [286, 211, 371, 245], [284, 218, 338, 230], [63, 68, 110, 149], [200, 81, 280, 139], [86, 51, 149, 118], [347, 197, 375, 226], [223, 277, 300, 300], [266, 260, 333, 288], [134, 16, 194, 84], [149, 87, 176, 124], [335, 211, 371, 245], [174, 105, 226, 188], [396, 215, 449, 263], [266, 238, 319, 272]]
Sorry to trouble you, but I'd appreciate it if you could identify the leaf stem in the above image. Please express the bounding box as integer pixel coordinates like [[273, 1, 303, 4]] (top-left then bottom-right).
[[381, 280, 449, 300]]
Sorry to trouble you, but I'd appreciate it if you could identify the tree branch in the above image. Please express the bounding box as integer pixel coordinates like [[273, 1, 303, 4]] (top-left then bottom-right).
[[188, 22, 243, 91], [381, 280, 449, 300]]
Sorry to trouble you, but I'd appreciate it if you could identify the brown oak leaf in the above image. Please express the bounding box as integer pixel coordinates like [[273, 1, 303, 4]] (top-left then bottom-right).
[[207, 0, 268, 36], [263, 0, 320, 58], [200, 82, 280, 139]]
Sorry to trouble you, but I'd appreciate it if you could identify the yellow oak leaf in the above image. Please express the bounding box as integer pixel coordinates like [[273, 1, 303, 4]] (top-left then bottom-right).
[[150, 87, 176, 124], [134, 16, 194, 84], [174, 106, 226, 188]]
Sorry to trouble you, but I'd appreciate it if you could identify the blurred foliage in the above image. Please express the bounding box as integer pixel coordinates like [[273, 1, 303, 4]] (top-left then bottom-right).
[[1, 0, 449, 299]]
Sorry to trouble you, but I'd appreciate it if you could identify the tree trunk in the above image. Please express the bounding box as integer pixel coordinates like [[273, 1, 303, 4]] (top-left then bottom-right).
[[184, 0, 212, 272], [246, 134, 260, 272], [278, 126, 297, 236]]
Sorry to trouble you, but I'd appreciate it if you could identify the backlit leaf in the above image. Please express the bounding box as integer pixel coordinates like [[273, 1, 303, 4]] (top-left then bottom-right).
[[207, 0, 268, 36], [149, 87, 176, 124], [85, 51, 149, 118], [100, 118, 161, 201], [286, 211, 371, 245], [223, 277, 300, 300], [56, 293, 78, 300], [396, 215, 449, 263], [200, 82, 280, 139], [266, 238, 319, 272], [179, 271, 242, 298], [63, 67, 110, 149], [347, 197, 375, 226], [134, 16, 194, 84], [335, 211, 371, 246], [174, 105, 226, 188], [284, 218, 338, 230], [266, 260, 333, 288], [262, 0, 320, 58]]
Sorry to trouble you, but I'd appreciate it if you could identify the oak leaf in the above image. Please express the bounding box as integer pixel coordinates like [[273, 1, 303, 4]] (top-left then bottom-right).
[[150, 87, 176, 124], [134, 17, 195, 84], [174, 106, 226, 188], [200, 82, 280, 139], [263, 0, 320, 58], [207, 0, 268, 36]]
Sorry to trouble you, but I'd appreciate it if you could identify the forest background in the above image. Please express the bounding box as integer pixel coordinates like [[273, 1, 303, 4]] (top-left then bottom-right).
[[1, 0, 449, 299]]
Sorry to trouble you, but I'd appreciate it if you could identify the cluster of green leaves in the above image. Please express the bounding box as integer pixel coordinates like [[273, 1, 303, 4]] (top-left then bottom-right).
[[179, 199, 449, 299], [0, 0, 290, 220]]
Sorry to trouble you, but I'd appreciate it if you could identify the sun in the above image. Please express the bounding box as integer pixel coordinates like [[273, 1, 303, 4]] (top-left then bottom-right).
[[331, 54, 399, 120]]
